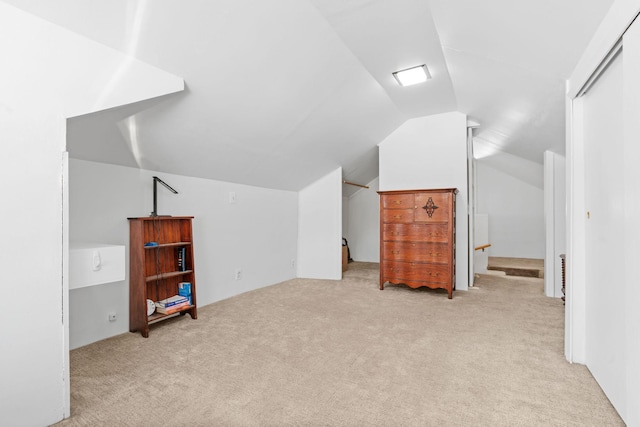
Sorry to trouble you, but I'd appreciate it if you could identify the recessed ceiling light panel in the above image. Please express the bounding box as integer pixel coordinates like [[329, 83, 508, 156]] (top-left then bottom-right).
[[392, 64, 431, 87]]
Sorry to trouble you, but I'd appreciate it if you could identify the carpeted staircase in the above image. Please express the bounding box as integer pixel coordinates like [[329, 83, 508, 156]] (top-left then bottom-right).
[[487, 256, 544, 278]]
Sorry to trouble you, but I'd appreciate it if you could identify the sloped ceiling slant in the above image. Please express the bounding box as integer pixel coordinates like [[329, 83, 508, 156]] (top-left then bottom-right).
[[4, 0, 615, 195]]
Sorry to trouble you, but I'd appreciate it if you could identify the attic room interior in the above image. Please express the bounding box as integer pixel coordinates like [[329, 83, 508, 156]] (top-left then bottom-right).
[[3, 0, 640, 425]]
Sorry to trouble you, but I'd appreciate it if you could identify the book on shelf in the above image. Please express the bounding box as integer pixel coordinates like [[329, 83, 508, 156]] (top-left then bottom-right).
[[156, 295, 189, 308], [178, 282, 192, 305], [177, 247, 187, 271], [155, 300, 190, 315]]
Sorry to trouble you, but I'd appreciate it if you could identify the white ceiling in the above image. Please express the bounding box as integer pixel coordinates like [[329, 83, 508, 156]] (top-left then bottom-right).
[[6, 0, 613, 196]]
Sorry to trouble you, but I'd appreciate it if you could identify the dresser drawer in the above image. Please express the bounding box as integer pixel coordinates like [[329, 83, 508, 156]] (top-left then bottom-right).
[[383, 241, 449, 264], [381, 209, 414, 223], [414, 192, 451, 223], [382, 223, 449, 243], [382, 261, 450, 284], [382, 193, 414, 209]]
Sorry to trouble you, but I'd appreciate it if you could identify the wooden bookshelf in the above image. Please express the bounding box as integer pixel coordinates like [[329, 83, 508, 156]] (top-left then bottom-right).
[[128, 216, 197, 337]]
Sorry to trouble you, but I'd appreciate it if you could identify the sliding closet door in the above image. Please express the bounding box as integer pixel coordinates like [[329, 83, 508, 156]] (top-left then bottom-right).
[[569, 11, 640, 425], [621, 20, 640, 426], [582, 49, 625, 416]]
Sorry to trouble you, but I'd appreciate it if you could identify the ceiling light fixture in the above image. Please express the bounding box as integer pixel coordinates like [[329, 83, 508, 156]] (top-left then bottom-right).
[[392, 64, 431, 87]]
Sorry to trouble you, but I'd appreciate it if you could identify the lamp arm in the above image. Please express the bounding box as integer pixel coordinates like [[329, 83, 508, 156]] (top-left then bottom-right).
[[154, 176, 178, 194], [151, 176, 178, 217]]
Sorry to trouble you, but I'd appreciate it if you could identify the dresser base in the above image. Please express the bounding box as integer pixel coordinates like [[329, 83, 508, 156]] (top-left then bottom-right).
[[380, 280, 454, 299]]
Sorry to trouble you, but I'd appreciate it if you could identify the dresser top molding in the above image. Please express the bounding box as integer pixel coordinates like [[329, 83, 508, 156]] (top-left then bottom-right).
[[378, 188, 458, 195]]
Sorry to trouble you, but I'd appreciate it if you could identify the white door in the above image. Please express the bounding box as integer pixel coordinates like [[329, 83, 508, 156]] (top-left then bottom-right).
[[582, 48, 626, 415]]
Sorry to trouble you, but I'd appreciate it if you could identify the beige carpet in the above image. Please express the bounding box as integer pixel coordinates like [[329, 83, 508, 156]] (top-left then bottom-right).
[[55, 262, 622, 426]]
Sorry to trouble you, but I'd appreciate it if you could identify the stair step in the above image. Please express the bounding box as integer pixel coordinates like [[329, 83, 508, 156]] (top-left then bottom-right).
[[487, 257, 544, 279], [487, 266, 543, 278]]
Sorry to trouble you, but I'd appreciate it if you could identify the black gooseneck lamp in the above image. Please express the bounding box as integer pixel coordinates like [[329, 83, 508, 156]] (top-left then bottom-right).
[[150, 176, 178, 217]]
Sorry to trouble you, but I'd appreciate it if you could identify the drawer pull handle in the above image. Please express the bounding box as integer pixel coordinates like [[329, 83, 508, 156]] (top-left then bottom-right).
[[393, 215, 401, 219], [430, 252, 442, 257], [394, 200, 402, 205], [429, 272, 439, 277]]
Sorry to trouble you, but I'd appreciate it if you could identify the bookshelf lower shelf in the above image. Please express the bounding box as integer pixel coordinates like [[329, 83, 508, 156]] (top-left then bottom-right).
[[148, 305, 196, 323]]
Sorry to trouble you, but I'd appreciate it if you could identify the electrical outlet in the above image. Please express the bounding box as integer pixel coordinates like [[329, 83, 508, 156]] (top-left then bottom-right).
[[291, 259, 296, 268], [235, 269, 242, 280], [229, 191, 237, 204], [108, 312, 117, 322]]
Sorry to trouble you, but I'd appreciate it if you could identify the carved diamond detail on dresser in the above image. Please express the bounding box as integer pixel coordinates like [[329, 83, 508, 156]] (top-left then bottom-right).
[[422, 197, 439, 217]]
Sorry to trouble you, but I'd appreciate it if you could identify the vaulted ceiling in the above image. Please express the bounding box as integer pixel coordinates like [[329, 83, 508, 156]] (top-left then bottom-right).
[[6, 0, 613, 195]]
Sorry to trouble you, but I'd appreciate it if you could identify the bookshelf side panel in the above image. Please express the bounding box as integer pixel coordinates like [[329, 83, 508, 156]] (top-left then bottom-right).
[[129, 219, 147, 334]]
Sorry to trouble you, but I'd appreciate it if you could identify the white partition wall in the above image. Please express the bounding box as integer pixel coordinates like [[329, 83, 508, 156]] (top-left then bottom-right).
[[544, 151, 566, 298], [298, 168, 343, 280]]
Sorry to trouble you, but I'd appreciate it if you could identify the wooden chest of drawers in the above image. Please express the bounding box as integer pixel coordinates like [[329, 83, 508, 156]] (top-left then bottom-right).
[[379, 188, 457, 298]]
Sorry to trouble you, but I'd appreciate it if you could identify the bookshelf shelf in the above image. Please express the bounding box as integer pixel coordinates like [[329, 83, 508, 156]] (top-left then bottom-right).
[[144, 241, 192, 249], [145, 270, 193, 282], [128, 216, 198, 337], [147, 305, 195, 323]]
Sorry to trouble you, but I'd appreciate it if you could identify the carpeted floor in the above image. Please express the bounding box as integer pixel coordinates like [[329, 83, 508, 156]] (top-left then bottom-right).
[[55, 262, 622, 426]]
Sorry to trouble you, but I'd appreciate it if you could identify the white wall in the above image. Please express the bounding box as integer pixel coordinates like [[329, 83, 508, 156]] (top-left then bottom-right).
[[345, 177, 380, 262], [68, 161, 142, 349], [342, 196, 349, 241], [544, 151, 566, 298], [69, 159, 298, 348], [476, 155, 545, 259], [298, 168, 343, 280], [379, 112, 469, 291], [0, 4, 183, 425], [1, 104, 66, 426]]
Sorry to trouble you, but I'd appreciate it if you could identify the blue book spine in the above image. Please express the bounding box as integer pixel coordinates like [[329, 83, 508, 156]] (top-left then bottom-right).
[[158, 296, 189, 308], [178, 282, 192, 305]]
